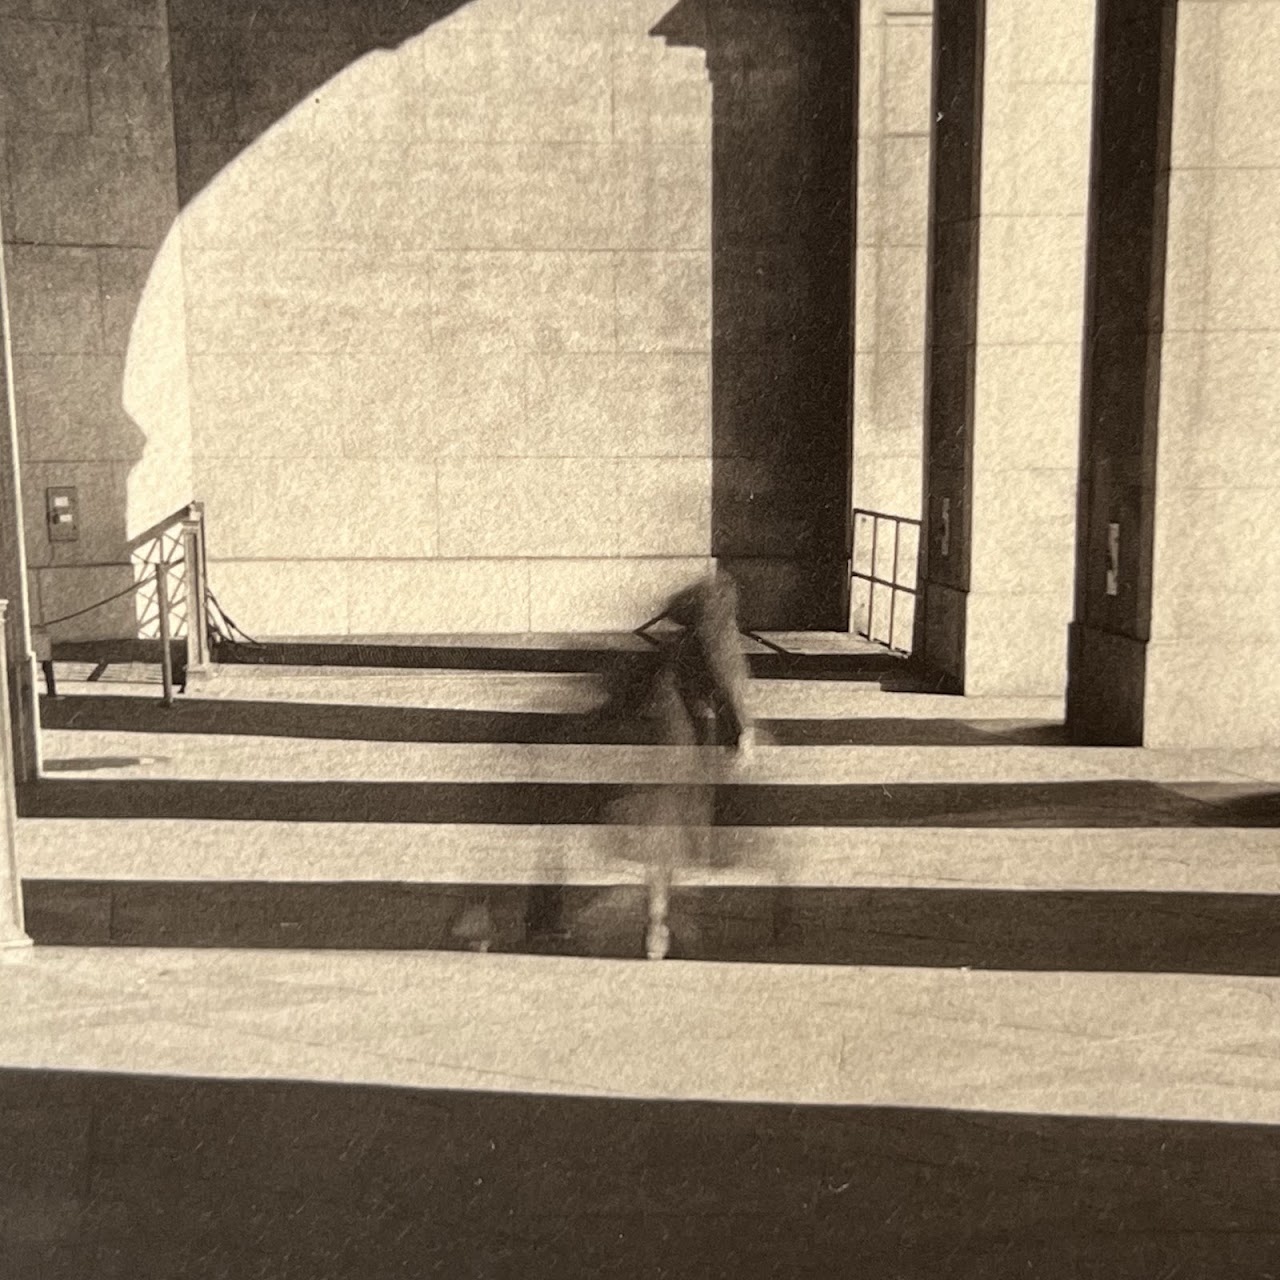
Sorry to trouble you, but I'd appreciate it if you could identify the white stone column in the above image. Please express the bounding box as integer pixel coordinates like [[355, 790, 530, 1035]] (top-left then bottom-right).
[[964, 0, 1096, 698], [852, 1, 932, 648], [1146, 1, 1280, 747], [0, 196, 41, 784], [0, 601, 32, 953]]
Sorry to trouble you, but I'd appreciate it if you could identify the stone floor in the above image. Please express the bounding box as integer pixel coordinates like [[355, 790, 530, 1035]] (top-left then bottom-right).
[[9, 666, 1280, 1273], [3, 946, 1278, 1122], [2, 949, 1279, 1275]]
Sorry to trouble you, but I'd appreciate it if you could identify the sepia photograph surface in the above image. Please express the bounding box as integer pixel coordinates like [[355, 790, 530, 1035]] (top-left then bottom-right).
[[1, 0, 1279, 1274]]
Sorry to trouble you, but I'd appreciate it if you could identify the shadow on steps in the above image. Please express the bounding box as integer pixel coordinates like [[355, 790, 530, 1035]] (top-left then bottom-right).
[[40, 693, 1067, 748], [23, 879, 1280, 976], [18, 776, 1280, 827]]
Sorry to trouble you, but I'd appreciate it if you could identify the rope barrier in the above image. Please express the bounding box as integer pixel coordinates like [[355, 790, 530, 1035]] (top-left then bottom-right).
[[206, 588, 262, 647], [40, 558, 186, 629]]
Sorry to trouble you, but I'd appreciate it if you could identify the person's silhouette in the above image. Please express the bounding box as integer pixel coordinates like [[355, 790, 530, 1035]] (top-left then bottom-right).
[[646, 569, 754, 753]]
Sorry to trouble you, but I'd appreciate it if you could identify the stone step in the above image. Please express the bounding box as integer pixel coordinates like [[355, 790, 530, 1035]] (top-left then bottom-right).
[[18, 876, 1280, 974], [21, 773, 1279, 827], [50, 664, 1065, 720], [41, 689, 1068, 746], [18, 819, 1280, 971], [40, 734, 1134, 784], [198, 635, 912, 683], [19, 819, 1280, 892]]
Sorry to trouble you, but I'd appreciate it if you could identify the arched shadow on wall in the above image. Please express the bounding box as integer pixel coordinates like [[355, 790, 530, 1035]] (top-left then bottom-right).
[[165, 0, 479, 204], [655, 0, 856, 629], [140, 0, 852, 633], [7, 0, 481, 647]]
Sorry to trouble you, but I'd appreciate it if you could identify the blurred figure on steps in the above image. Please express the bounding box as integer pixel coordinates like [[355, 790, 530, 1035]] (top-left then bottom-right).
[[604, 568, 755, 959]]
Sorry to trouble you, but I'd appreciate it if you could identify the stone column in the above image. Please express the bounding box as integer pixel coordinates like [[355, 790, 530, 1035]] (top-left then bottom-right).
[[0, 602, 32, 952], [918, 0, 1095, 697], [0, 208, 41, 785], [1067, 0, 1177, 744], [1143, 1, 1280, 748], [914, 0, 986, 689], [851, 2, 932, 650]]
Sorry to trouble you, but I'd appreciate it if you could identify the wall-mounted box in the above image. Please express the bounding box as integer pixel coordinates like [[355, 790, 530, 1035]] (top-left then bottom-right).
[[46, 487, 79, 543]]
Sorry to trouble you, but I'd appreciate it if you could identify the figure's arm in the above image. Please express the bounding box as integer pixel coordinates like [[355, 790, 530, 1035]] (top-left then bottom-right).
[[637, 581, 702, 635], [635, 608, 670, 634]]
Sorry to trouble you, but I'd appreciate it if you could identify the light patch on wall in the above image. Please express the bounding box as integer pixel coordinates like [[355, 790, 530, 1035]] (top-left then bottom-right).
[[123, 225, 194, 545], [125, 0, 714, 634]]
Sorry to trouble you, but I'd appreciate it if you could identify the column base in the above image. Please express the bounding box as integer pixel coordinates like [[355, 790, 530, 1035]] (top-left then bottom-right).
[[0, 930, 33, 955], [1066, 622, 1146, 745], [182, 663, 216, 693], [914, 582, 966, 694]]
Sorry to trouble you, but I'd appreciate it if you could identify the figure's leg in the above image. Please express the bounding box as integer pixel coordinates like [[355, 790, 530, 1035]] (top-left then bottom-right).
[[452, 893, 495, 952], [646, 862, 671, 960]]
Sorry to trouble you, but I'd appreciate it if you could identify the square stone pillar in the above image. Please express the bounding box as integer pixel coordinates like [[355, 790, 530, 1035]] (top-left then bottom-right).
[[1069, 1, 1280, 749], [851, 3, 932, 649], [918, 0, 1095, 697], [0, 602, 32, 952], [0, 212, 41, 786], [1144, 1, 1280, 747], [1067, 0, 1177, 745]]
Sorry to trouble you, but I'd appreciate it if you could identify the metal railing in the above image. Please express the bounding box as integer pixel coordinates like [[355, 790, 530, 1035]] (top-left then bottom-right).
[[850, 507, 921, 654], [36, 503, 211, 706], [129, 503, 211, 670]]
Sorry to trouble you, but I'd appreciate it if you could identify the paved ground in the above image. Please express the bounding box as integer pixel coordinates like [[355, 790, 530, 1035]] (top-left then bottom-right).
[[3, 946, 1279, 1123], [10, 665, 1280, 1272], [2, 949, 1279, 1276]]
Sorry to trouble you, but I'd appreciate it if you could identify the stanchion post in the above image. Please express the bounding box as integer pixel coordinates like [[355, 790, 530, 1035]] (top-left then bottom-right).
[[0, 601, 32, 952], [156, 562, 175, 708], [181, 504, 209, 671]]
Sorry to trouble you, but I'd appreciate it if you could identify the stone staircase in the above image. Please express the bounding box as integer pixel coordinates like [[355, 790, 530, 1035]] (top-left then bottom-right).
[[8, 651, 1280, 1277], [19, 657, 1280, 969]]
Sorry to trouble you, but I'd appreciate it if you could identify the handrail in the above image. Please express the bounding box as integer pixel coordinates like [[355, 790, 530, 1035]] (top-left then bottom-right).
[[851, 508, 921, 654], [41, 557, 185, 629], [36, 500, 210, 704], [633, 610, 666, 647], [181, 503, 211, 668], [38, 557, 187, 706], [852, 505, 923, 525]]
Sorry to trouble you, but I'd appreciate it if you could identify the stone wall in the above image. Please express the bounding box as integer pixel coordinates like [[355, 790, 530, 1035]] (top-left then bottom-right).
[[169, 0, 714, 636], [0, 0, 190, 640], [1, 0, 856, 639]]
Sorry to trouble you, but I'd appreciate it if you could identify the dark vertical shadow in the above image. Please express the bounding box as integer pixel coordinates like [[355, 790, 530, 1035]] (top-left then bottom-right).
[[655, 0, 856, 630], [23, 879, 1280, 975]]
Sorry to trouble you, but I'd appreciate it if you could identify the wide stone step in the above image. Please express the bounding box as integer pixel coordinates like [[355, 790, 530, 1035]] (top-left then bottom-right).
[[18, 820, 1280, 972], [20, 819, 1280, 891], [41, 689, 1067, 746], [50, 665, 1065, 719], [199, 631, 911, 682], [35, 728, 1278, 785]]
